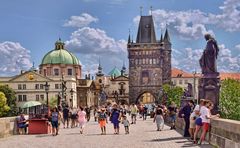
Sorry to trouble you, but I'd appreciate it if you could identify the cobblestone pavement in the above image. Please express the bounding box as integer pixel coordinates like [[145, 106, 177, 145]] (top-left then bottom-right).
[[0, 117, 213, 148]]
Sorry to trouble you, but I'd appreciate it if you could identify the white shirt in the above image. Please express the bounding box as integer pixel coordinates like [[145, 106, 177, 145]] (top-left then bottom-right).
[[200, 106, 210, 123]]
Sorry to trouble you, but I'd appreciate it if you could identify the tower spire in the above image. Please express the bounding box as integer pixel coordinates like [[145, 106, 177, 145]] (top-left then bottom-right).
[[164, 27, 171, 43], [150, 6, 153, 15], [96, 57, 104, 77], [128, 29, 131, 43], [140, 6, 143, 16]]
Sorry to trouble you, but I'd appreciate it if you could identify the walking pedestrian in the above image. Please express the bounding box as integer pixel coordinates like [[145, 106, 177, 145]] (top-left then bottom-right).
[[51, 107, 59, 136], [130, 103, 138, 124], [153, 105, 164, 131], [77, 106, 87, 134], [168, 102, 177, 130], [122, 115, 130, 134], [110, 104, 121, 134], [98, 108, 108, 135], [62, 106, 69, 128]]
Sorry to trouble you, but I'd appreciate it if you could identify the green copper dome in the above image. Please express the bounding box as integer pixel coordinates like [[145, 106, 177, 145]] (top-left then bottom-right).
[[108, 67, 121, 77], [41, 39, 80, 65]]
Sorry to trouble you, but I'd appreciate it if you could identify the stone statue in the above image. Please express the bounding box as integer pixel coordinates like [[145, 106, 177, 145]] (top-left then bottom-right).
[[199, 34, 219, 74]]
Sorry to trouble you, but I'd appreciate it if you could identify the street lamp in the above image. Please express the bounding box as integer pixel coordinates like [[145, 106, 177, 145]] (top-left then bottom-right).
[[44, 82, 50, 107], [193, 70, 197, 104], [70, 88, 74, 107]]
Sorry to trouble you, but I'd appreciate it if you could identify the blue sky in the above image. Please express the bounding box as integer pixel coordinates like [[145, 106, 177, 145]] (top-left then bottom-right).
[[0, 0, 240, 76]]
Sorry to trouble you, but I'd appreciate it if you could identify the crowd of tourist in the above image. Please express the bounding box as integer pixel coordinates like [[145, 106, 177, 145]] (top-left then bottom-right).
[[16, 99, 219, 145]]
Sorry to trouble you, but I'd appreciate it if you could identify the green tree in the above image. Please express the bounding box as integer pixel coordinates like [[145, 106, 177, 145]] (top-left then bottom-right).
[[0, 92, 10, 117], [47, 97, 58, 109], [220, 79, 240, 121], [163, 84, 184, 107], [0, 85, 17, 116]]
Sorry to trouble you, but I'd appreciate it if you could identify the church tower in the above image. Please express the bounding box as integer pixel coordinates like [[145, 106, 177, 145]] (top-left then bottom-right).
[[128, 15, 172, 104]]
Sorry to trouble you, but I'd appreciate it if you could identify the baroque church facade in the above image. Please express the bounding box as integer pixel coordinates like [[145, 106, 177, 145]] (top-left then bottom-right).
[[128, 15, 172, 104]]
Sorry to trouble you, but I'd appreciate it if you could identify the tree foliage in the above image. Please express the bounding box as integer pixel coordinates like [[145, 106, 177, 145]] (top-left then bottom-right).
[[48, 97, 58, 109], [162, 84, 184, 107], [0, 92, 10, 117], [220, 79, 240, 121], [0, 85, 17, 116]]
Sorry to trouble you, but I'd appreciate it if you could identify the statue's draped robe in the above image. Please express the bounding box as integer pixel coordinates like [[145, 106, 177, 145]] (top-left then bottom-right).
[[199, 39, 219, 74]]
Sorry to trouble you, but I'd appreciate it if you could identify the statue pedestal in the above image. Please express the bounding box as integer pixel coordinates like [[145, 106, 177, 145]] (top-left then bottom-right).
[[198, 72, 220, 114]]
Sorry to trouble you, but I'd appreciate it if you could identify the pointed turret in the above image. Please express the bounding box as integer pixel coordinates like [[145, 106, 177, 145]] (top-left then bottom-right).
[[96, 58, 104, 77], [121, 61, 126, 76], [160, 33, 163, 42], [163, 28, 171, 43], [128, 34, 131, 44], [136, 15, 157, 43]]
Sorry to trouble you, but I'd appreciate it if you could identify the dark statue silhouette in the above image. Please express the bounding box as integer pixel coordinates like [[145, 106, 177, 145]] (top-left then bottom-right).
[[199, 34, 219, 74], [198, 33, 220, 114]]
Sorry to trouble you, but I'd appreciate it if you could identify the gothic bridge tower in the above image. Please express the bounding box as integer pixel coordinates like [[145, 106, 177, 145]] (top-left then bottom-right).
[[128, 15, 172, 104]]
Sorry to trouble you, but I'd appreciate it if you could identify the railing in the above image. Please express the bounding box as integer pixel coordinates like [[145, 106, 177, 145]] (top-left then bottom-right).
[[0, 117, 18, 138]]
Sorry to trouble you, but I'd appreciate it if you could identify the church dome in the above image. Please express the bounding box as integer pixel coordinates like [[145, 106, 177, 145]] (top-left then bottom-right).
[[41, 39, 80, 65], [108, 67, 121, 77]]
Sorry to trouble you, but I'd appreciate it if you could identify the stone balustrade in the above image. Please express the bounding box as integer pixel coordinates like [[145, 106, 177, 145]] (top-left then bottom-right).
[[174, 117, 240, 148], [0, 117, 18, 138], [210, 118, 240, 148]]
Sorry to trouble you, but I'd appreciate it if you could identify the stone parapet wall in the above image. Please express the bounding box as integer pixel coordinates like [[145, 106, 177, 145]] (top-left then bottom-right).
[[174, 117, 240, 148], [210, 118, 240, 148], [0, 117, 18, 138]]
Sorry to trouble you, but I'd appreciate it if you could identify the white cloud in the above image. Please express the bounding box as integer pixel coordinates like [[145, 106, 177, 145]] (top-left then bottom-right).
[[235, 44, 240, 50], [63, 13, 98, 28], [173, 44, 240, 73], [0, 41, 32, 75], [65, 27, 127, 77], [212, 0, 240, 32], [133, 0, 240, 40], [66, 27, 127, 55]]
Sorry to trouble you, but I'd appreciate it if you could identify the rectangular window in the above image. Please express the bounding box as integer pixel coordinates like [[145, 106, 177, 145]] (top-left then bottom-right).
[[36, 95, 39, 101], [179, 80, 183, 85], [153, 59, 156, 64], [35, 84, 39, 89], [55, 84, 59, 89], [139, 59, 142, 65], [18, 84, 22, 90], [184, 80, 188, 84], [18, 95, 22, 102], [40, 95, 44, 101], [142, 59, 145, 64], [22, 84, 26, 90], [40, 84, 44, 89], [68, 69, 73, 76], [149, 59, 152, 64], [54, 69, 59, 76], [23, 95, 27, 102], [146, 58, 149, 64]]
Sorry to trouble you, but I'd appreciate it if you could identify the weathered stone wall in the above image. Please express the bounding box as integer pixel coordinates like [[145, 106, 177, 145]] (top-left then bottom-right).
[[174, 117, 240, 148], [0, 117, 18, 138], [210, 118, 240, 148]]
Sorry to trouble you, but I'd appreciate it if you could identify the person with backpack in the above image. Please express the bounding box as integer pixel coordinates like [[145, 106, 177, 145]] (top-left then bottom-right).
[[98, 108, 108, 135]]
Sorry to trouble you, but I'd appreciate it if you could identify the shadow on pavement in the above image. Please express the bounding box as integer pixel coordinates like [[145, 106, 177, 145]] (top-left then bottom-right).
[[35, 134, 53, 138], [149, 136, 186, 142]]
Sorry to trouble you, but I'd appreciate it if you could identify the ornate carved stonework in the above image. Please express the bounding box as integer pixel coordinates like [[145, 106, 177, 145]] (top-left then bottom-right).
[[128, 15, 172, 104]]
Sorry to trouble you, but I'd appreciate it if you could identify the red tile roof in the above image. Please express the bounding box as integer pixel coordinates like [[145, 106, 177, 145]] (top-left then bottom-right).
[[220, 73, 240, 80], [171, 68, 240, 80]]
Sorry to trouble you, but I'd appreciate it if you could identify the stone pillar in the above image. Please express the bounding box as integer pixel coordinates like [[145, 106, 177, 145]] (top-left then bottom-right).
[[198, 73, 220, 114]]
